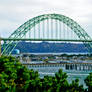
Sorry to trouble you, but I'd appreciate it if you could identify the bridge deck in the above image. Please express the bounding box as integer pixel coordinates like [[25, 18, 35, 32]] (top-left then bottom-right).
[[22, 62, 92, 65], [1, 38, 92, 42]]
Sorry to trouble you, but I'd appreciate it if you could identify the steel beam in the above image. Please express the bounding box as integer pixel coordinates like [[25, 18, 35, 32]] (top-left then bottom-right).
[[1, 38, 92, 42]]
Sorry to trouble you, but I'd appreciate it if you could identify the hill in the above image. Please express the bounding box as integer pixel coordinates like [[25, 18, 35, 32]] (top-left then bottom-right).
[[15, 41, 89, 53]]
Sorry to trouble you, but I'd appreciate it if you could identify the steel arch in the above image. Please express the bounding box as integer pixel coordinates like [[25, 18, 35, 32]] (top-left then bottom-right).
[[2, 13, 92, 55]]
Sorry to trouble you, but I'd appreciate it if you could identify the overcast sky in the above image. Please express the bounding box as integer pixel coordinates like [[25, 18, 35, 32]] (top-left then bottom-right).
[[0, 0, 92, 37]]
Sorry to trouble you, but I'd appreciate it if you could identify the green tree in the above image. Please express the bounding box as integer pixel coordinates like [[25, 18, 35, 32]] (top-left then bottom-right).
[[69, 79, 84, 92], [85, 73, 92, 92], [0, 56, 85, 92]]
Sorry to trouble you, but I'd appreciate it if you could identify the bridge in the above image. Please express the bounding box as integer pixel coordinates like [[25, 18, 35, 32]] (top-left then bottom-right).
[[23, 63, 92, 71], [1, 38, 92, 42], [1, 13, 92, 55]]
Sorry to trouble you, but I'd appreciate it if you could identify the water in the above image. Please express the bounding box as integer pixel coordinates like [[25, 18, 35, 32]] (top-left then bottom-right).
[[25, 52, 90, 88], [28, 52, 88, 55], [28, 65, 92, 88]]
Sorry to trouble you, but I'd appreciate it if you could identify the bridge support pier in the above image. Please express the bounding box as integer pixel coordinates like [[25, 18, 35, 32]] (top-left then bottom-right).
[[23, 63, 92, 71], [65, 63, 92, 71]]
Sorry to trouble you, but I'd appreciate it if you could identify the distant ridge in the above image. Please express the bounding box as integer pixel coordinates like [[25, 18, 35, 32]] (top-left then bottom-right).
[[14, 41, 91, 53]]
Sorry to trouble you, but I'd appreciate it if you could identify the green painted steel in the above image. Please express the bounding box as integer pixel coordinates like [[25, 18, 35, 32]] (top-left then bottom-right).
[[1, 38, 92, 42], [2, 13, 92, 55]]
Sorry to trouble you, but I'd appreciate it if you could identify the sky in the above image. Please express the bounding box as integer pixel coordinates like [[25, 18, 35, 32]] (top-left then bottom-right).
[[0, 0, 92, 38]]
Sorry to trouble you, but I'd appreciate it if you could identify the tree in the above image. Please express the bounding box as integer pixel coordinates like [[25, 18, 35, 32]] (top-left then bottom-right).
[[69, 79, 84, 92], [85, 73, 92, 92], [0, 56, 85, 92]]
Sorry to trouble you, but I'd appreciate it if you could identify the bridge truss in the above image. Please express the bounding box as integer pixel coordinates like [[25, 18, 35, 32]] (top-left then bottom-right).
[[2, 14, 92, 55]]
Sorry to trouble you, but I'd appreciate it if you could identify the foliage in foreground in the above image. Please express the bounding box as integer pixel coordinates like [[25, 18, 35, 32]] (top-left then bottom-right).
[[0, 56, 91, 92]]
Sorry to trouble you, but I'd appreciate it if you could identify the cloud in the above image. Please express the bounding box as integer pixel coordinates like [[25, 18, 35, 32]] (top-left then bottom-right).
[[0, 0, 92, 37]]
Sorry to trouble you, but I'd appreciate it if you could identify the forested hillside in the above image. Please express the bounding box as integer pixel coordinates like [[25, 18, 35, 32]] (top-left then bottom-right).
[[15, 41, 89, 53]]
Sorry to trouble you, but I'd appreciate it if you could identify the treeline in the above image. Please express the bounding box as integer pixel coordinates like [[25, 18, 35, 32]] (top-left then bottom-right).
[[15, 42, 89, 53], [0, 56, 92, 92]]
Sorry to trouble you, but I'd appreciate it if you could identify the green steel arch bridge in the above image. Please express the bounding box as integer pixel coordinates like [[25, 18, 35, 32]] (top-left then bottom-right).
[[1, 13, 92, 55]]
